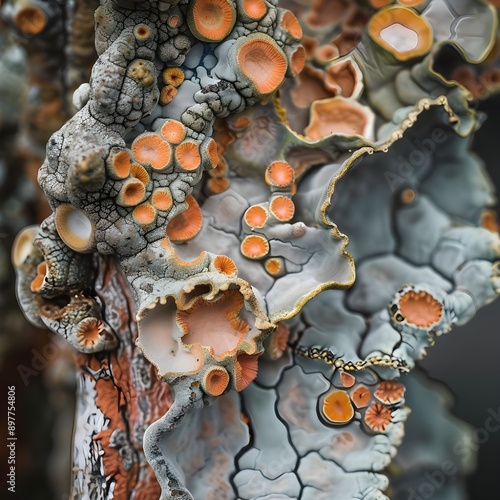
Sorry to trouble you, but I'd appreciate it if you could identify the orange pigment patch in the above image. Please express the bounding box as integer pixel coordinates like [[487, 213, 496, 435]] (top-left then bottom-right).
[[132, 203, 157, 226], [280, 11, 303, 40], [268, 322, 290, 360], [134, 24, 151, 40], [161, 120, 186, 144], [322, 390, 354, 424], [76, 318, 104, 349], [314, 44, 339, 64], [234, 353, 260, 391], [265, 161, 295, 187], [80, 258, 171, 500], [291, 64, 337, 108], [398, 0, 426, 6], [213, 119, 236, 153], [211, 155, 228, 176], [375, 381, 405, 404], [237, 35, 288, 95], [130, 163, 150, 185], [264, 257, 284, 277], [175, 141, 202, 171], [15, 6, 47, 35], [326, 59, 359, 97], [305, 97, 370, 140], [117, 179, 146, 207], [108, 150, 131, 179], [365, 403, 392, 432], [331, 31, 363, 58], [242, 0, 267, 20], [340, 372, 356, 388], [207, 177, 230, 194], [188, 0, 236, 42], [290, 45, 306, 77], [213, 255, 238, 275], [151, 188, 173, 211], [30, 261, 47, 292], [166, 195, 203, 242], [305, 0, 349, 29], [205, 139, 220, 168], [399, 290, 443, 327], [159, 238, 207, 267], [160, 85, 178, 105], [369, 0, 392, 7], [203, 366, 230, 396], [270, 196, 295, 222], [400, 188, 416, 204], [232, 116, 251, 129], [132, 133, 172, 170], [168, 14, 181, 28], [240, 235, 269, 259], [162, 67, 185, 87], [482, 210, 500, 233], [244, 205, 268, 228], [351, 385, 371, 408], [301, 35, 319, 58]]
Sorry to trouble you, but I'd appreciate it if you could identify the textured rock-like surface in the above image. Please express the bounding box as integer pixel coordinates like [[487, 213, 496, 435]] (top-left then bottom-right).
[[9, 0, 500, 498]]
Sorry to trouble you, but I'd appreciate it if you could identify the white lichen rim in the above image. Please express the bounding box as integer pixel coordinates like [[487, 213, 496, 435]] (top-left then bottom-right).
[[55, 204, 96, 253], [12, 226, 39, 269]]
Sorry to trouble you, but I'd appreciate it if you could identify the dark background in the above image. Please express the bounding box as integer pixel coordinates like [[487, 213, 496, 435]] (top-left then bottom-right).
[[421, 94, 500, 498]]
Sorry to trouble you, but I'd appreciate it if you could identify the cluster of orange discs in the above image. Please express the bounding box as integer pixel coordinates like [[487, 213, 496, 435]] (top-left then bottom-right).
[[205, 119, 235, 195], [240, 160, 296, 277], [320, 377, 405, 433], [107, 120, 218, 242], [159, 67, 185, 105]]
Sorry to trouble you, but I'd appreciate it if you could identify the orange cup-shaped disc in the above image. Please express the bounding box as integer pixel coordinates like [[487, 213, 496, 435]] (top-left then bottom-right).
[[132, 203, 157, 226], [175, 141, 202, 171], [117, 178, 146, 207], [351, 385, 371, 409], [265, 161, 295, 188], [241, 0, 267, 21], [166, 195, 203, 242], [240, 235, 269, 259], [107, 149, 131, 179], [202, 366, 230, 396], [365, 403, 393, 432], [151, 188, 173, 211], [244, 205, 268, 228], [322, 390, 354, 424], [368, 6, 433, 61], [132, 133, 172, 170], [269, 196, 295, 222], [15, 6, 47, 35], [213, 255, 238, 275], [399, 289, 443, 327], [236, 34, 288, 95], [161, 120, 187, 145], [55, 204, 96, 253], [188, 0, 237, 42]]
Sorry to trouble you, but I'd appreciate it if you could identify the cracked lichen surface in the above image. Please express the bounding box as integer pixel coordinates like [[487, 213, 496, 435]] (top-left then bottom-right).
[[9, 0, 500, 498]]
